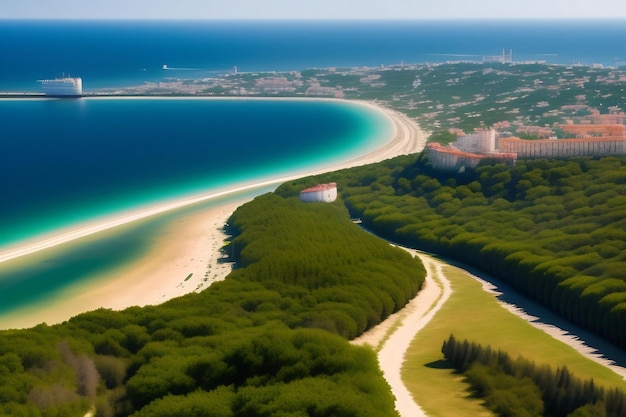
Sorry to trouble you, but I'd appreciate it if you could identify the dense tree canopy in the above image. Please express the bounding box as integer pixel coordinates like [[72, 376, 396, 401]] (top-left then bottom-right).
[[4, 147, 625, 415], [277, 154, 626, 349], [0, 192, 425, 416]]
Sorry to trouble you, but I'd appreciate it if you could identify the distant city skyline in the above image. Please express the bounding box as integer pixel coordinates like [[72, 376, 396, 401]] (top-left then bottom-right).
[[4, 0, 626, 20]]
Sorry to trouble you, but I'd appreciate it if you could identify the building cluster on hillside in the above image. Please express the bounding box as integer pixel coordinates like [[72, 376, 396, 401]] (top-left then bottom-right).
[[499, 136, 626, 158], [425, 130, 517, 172], [584, 109, 625, 125], [500, 123, 626, 158], [427, 123, 626, 171]]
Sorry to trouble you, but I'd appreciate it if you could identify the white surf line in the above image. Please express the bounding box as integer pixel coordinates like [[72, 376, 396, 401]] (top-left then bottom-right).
[[0, 179, 282, 264]]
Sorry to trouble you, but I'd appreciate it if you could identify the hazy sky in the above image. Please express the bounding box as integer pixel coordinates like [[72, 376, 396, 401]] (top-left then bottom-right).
[[4, 0, 626, 20]]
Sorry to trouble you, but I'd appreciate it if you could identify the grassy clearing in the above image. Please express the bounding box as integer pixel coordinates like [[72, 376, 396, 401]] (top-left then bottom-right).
[[401, 258, 626, 417]]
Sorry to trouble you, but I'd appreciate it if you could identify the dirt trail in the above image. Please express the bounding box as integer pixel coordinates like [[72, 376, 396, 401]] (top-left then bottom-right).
[[355, 247, 626, 417], [352, 252, 452, 417]]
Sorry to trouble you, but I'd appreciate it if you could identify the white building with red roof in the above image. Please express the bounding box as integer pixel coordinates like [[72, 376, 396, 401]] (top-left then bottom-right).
[[299, 182, 338, 203]]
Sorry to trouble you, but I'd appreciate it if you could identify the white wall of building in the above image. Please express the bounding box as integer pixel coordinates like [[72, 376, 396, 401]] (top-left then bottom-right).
[[455, 129, 496, 154], [299, 183, 337, 203]]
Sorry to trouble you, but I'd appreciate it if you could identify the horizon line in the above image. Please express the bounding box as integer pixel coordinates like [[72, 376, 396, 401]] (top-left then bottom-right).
[[3, 17, 626, 21]]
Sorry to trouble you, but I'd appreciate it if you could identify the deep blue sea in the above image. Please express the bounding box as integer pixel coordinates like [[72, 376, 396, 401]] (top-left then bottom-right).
[[1, 20, 626, 92], [1, 19, 625, 322]]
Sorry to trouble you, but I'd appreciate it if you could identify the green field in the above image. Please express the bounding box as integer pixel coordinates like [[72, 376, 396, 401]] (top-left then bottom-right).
[[401, 255, 626, 417]]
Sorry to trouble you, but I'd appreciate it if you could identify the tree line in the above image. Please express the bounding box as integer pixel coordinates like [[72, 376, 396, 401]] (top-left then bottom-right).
[[0, 193, 425, 416], [441, 334, 626, 417]]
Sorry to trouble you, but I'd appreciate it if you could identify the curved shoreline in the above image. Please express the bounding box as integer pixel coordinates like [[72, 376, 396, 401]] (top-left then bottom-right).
[[0, 98, 421, 265], [0, 99, 426, 329]]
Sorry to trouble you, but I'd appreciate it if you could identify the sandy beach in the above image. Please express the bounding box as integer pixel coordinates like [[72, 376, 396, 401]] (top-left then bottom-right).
[[0, 99, 426, 329]]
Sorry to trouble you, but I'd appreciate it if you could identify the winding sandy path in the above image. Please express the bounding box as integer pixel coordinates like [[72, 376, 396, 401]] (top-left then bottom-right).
[[354, 248, 626, 417], [352, 251, 452, 417]]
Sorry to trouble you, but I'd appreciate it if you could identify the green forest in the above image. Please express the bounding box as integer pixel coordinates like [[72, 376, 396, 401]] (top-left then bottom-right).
[[277, 154, 626, 349], [0, 194, 425, 416], [441, 334, 626, 417], [3, 149, 626, 416]]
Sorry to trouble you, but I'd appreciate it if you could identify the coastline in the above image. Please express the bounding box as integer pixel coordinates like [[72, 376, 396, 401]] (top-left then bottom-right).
[[0, 99, 426, 330], [0, 97, 398, 263]]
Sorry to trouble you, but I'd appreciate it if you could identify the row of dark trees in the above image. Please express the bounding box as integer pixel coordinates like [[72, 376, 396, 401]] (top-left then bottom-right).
[[276, 155, 626, 348], [441, 334, 626, 417], [0, 193, 425, 416]]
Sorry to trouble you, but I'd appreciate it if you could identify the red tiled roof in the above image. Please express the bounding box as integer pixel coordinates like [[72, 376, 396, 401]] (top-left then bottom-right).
[[300, 182, 337, 193]]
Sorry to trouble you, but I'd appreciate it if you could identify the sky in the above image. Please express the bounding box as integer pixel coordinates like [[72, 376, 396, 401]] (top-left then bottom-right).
[[3, 0, 626, 20]]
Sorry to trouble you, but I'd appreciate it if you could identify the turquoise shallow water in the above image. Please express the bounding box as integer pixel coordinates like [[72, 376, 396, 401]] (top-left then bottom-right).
[[0, 186, 274, 318], [0, 98, 390, 250], [0, 98, 392, 318]]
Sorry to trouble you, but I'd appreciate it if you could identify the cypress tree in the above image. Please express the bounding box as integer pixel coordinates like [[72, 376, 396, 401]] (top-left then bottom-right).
[[440, 335, 626, 417]]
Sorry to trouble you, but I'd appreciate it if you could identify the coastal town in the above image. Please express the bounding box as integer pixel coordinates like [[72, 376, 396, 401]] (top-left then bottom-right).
[[104, 59, 626, 134], [99, 59, 626, 174]]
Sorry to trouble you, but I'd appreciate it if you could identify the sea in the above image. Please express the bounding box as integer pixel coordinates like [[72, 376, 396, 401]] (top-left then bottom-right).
[[1, 19, 625, 321], [2, 20, 626, 92]]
